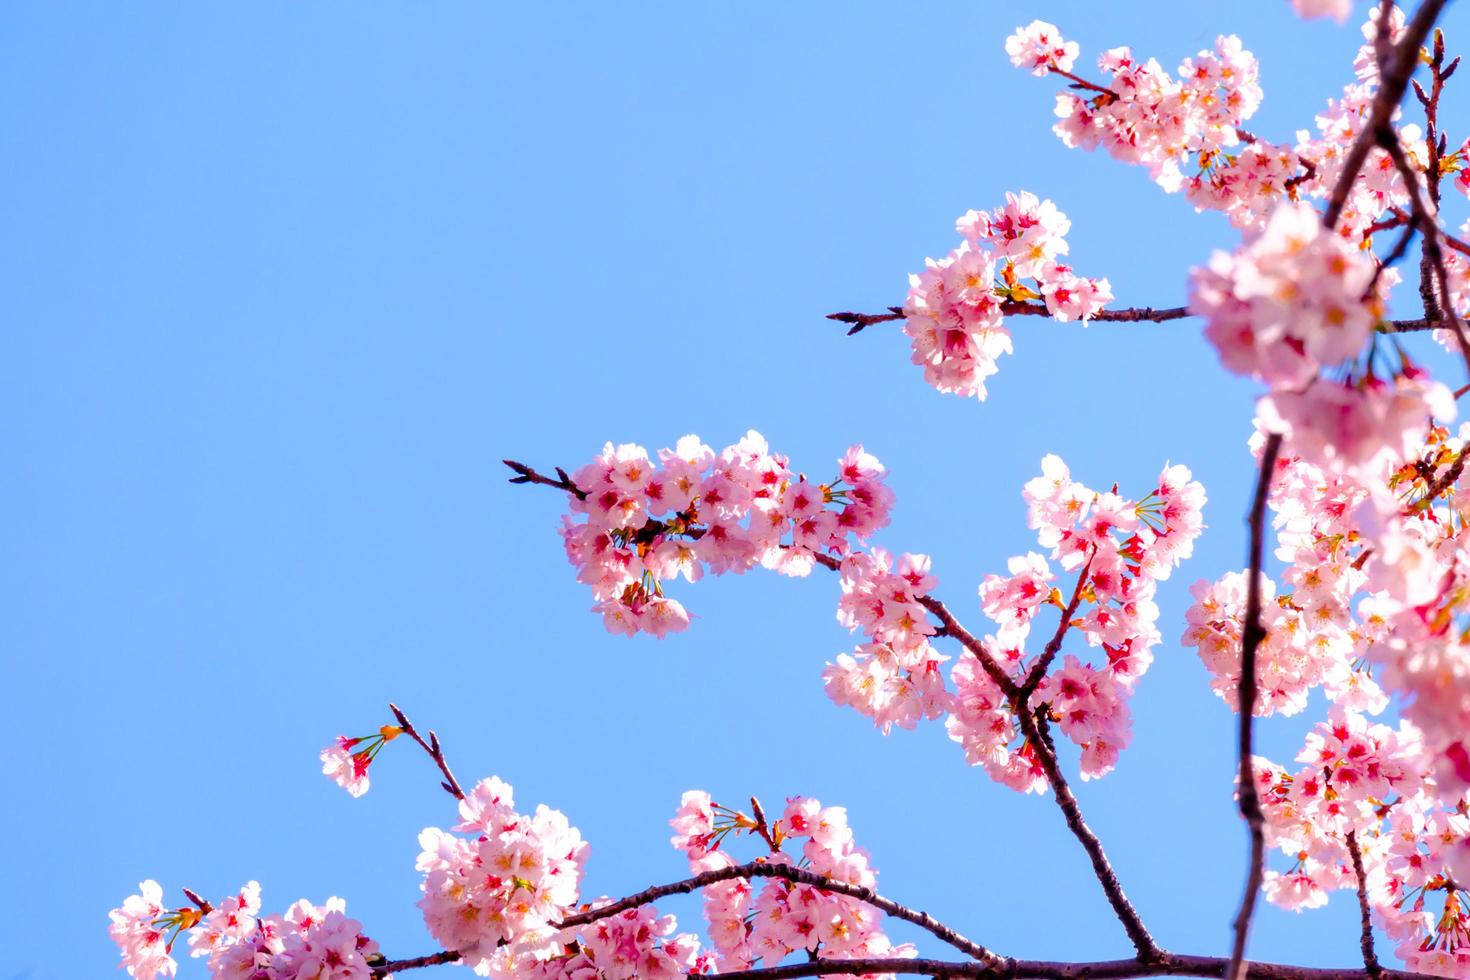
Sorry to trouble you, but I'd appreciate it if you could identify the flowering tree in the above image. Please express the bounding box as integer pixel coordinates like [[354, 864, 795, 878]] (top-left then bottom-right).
[[110, 2, 1470, 979]]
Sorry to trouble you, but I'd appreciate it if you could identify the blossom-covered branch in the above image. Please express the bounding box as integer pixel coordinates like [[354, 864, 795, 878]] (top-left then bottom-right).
[[557, 861, 997, 964], [1226, 432, 1284, 980], [708, 953, 1440, 980]]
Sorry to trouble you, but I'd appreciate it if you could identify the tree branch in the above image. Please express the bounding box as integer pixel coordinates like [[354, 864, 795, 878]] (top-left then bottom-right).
[[827, 303, 1190, 336], [917, 594, 1019, 699], [1376, 128, 1470, 379], [1322, 0, 1448, 230], [503, 459, 589, 501], [1346, 831, 1384, 979], [1012, 705, 1160, 960], [1020, 548, 1095, 696], [388, 702, 466, 801], [508, 471, 1155, 960], [708, 953, 1439, 980], [371, 949, 461, 975], [557, 861, 997, 964], [829, 307, 1435, 335], [1226, 431, 1284, 980]]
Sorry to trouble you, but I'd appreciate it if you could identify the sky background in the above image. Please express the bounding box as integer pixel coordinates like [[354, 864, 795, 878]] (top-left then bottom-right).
[[4, 2, 1469, 978]]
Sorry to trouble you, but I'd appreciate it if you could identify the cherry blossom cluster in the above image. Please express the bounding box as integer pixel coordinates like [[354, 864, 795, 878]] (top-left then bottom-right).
[[1010, 22, 1269, 220], [559, 432, 893, 637], [1188, 414, 1470, 805], [416, 776, 590, 976], [1292, 0, 1353, 23], [1182, 416, 1470, 974], [670, 792, 915, 974], [947, 456, 1206, 785], [520, 906, 706, 980], [823, 549, 949, 734], [320, 724, 403, 799], [1017, 8, 1430, 235], [1248, 704, 1470, 976], [822, 455, 1205, 790], [1192, 200, 1378, 389], [902, 192, 1113, 400], [109, 882, 379, 980], [1184, 435, 1387, 717]]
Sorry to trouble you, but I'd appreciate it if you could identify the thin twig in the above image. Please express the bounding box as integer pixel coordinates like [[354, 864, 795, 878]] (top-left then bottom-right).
[[1049, 66, 1117, 98], [829, 303, 1190, 335], [387, 703, 466, 801], [363, 950, 1444, 979], [1346, 831, 1384, 979], [708, 954, 1439, 980], [1322, 0, 1448, 230], [503, 459, 589, 501], [917, 594, 1019, 698], [1020, 548, 1095, 696], [1377, 129, 1470, 379], [1416, 446, 1468, 505], [180, 888, 213, 913], [370, 950, 461, 975], [1011, 706, 1160, 961], [557, 861, 998, 963], [831, 305, 1433, 335], [511, 472, 1154, 959], [1226, 432, 1284, 980]]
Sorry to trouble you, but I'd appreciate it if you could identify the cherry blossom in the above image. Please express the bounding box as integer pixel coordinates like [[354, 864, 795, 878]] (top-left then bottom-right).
[[416, 776, 589, 975]]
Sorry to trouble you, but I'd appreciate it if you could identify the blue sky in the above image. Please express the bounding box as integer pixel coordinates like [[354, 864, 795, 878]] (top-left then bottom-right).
[[4, 2, 1468, 978]]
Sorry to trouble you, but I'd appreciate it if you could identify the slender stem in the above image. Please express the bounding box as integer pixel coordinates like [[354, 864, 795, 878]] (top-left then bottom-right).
[[1346, 832, 1383, 979], [1013, 706, 1160, 960], [557, 861, 997, 963], [1226, 432, 1284, 980], [832, 305, 1433, 334], [371, 950, 461, 975], [512, 472, 1153, 959], [828, 303, 1190, 335], [917, 594, 1018, 698], [503, 459, 589, 500], [180, 888, 213, 914], [1049, 66, 1116, 98], [1377, 129, 1470, 380], [708, 954, 1439, 980], [387, 703, 466, 801], [1322, 0, 1447, 230], [1020, 548, 1095, 696]]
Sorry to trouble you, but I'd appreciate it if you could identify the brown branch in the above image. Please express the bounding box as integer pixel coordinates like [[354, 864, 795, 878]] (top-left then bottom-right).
[[180, 888, 213, 914], [371, 950, 462, 975], [503, 459, 589, 501], [1417, 446, 1468, 505], [708, 954, 1439, 980], [826, 307, 905, 336], [1322, 0, 1448, 230], [1378, 318, 1437, 332], [1226, 432, 1284, 980], [1001, 302, 1189, 322], [916, 594, 1019, 698], [1346, 831, 1384, 979], [1366, 218, 1420, 297], [1020, 548, 1096, 696], [1011, 706, 1160, 961], [363, 951, 1446, 979], [830, 303, 1190, 335], [1378, 129, 1470, 379], [1049, 66, 1117, 98], [507, 482, 1152, 959], [556, 861, 997, 963], [388, 703, 466, 801]]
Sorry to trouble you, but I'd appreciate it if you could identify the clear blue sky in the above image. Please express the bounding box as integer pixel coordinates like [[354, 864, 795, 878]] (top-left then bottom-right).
[[4, 3, 1466, 978]]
